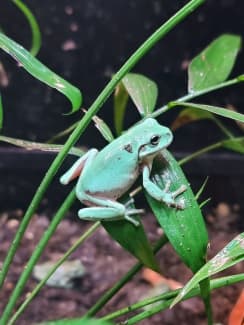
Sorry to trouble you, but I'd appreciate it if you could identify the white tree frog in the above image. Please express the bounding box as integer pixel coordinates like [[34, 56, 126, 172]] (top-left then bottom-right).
[[60, 118, 186, 226]]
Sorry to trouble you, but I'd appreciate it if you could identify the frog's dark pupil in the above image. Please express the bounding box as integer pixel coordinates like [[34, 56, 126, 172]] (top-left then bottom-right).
[[150, 135, 160, 145]]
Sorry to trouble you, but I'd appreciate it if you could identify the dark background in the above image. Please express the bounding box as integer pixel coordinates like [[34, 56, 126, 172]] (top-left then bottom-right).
[[0, 0, 243, 211]]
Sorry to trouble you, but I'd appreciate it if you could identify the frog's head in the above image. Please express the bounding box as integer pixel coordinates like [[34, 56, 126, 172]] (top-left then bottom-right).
[[138, 118, 173, 160]]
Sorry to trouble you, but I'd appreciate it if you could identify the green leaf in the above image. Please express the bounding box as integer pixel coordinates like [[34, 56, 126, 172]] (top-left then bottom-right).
[[146, 150, 209, 273], [0, 93, 3, 129], [113, 82, 129, 135], [122, 73, 158, 116], [37, 317, 112, 325], [171, 107, 214, 130], [172, 233, 244, 306], [0, 32, 82, 113], [171, 102, 244, 123], [188, 34, 241, 92], [0, 135, 84, 156], [102, 199, 160, 272], [92, 115, 114, 143], [221, 137, 244, 154]]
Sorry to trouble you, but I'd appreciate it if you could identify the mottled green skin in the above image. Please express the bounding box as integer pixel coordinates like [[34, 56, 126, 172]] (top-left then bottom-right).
[[60, 118, 185, 225]]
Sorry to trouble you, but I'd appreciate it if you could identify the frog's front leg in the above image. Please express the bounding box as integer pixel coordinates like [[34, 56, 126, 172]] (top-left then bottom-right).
[[77, 193, 143, 226], [142, 165, 186, 209]]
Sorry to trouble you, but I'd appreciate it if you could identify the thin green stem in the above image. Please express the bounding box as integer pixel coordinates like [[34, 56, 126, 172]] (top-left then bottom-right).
[[213, 117, 234, 139], [9, 221, 100, 325], [102, 273, 244, 323], [0, 0, 204, 313], [179, 142, 222, 165], [84, 235, 169, 318], [200, 279, 213, 325], [0, 190, 76, 325], [151, 76, 242, 118], [11, 0, 41, 56]]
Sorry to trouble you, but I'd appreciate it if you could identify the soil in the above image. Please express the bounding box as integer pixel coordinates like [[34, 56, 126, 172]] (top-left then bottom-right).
[[0, 203, 243, 325]]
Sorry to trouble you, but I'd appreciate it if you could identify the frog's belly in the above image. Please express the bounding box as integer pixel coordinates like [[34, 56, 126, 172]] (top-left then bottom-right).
[[79, 165, 140, 200]]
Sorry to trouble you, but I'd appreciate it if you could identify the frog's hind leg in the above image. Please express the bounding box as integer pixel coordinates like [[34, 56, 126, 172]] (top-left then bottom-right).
[[78, 194, 141, 226]]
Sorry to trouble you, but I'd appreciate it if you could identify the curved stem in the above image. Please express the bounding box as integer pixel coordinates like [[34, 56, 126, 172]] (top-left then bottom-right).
[[11, 0, 41, 56]]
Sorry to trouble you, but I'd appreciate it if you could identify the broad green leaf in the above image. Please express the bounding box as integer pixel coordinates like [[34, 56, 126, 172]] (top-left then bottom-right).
[[122, 73, 158, 116], [172, 233, 244, 306], [0, 32, 82, 113], [102, 199, 160, 272], [0, 93, 3, 129], [221, 137, 244, 154], [188, 34, 241, 92], [171, 102, 244, 123], [37, 317, 112, 325], [113, 82, 129, 135], [0, 135, 84, 156], [171, 107, 214, 130], [146, 150, 209, 273], [92, 115, 114, 143]]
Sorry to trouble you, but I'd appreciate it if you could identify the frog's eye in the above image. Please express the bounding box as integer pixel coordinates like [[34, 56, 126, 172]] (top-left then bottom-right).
[[150, 135, 160, 145]]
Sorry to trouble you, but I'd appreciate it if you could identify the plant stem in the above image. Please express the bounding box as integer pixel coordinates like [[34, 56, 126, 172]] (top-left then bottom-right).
[[178, 142, 222, 165], [213, 117, 234, 138], [84, 235, 169, 318], [101, 273, 244, 323], [151, 76, 243, 118], [12, 0, 41, 56], [0, 0, 205, 313], [200, 279, 213, 325], [0, 190, 77, 325], [9, 221, 100, 325]]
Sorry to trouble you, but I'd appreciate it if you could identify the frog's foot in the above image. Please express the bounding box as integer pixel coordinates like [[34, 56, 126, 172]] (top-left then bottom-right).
[[125, 198, 135, 208], [125, 208, 144, 226], [162, 182, 187, 209]]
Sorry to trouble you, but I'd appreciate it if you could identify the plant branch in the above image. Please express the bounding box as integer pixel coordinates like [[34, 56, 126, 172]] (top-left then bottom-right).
[[151, 76, 244, 118], [101, 273, 244, 323]]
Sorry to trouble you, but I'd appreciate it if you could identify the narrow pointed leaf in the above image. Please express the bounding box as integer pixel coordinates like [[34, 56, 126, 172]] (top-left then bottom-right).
[[172, 233, 244, 306], [114, 82, 129, 135], [102, 200, 160, 272], [0, 32, 82, 113], [146, 150, 209, 273], [221, 137, 244, 154], [92, 115, 114, 143], [195, 177, 209, 201], [122, 73, 158, 116], [0, 135, 84, 156], [171, 107, 214, 130], [171, 102, 244, 123], [188, 34, 241, 92]]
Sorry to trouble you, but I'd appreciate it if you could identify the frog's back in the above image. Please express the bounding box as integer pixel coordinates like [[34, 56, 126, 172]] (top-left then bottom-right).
[[79, 135, 140, 198]]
